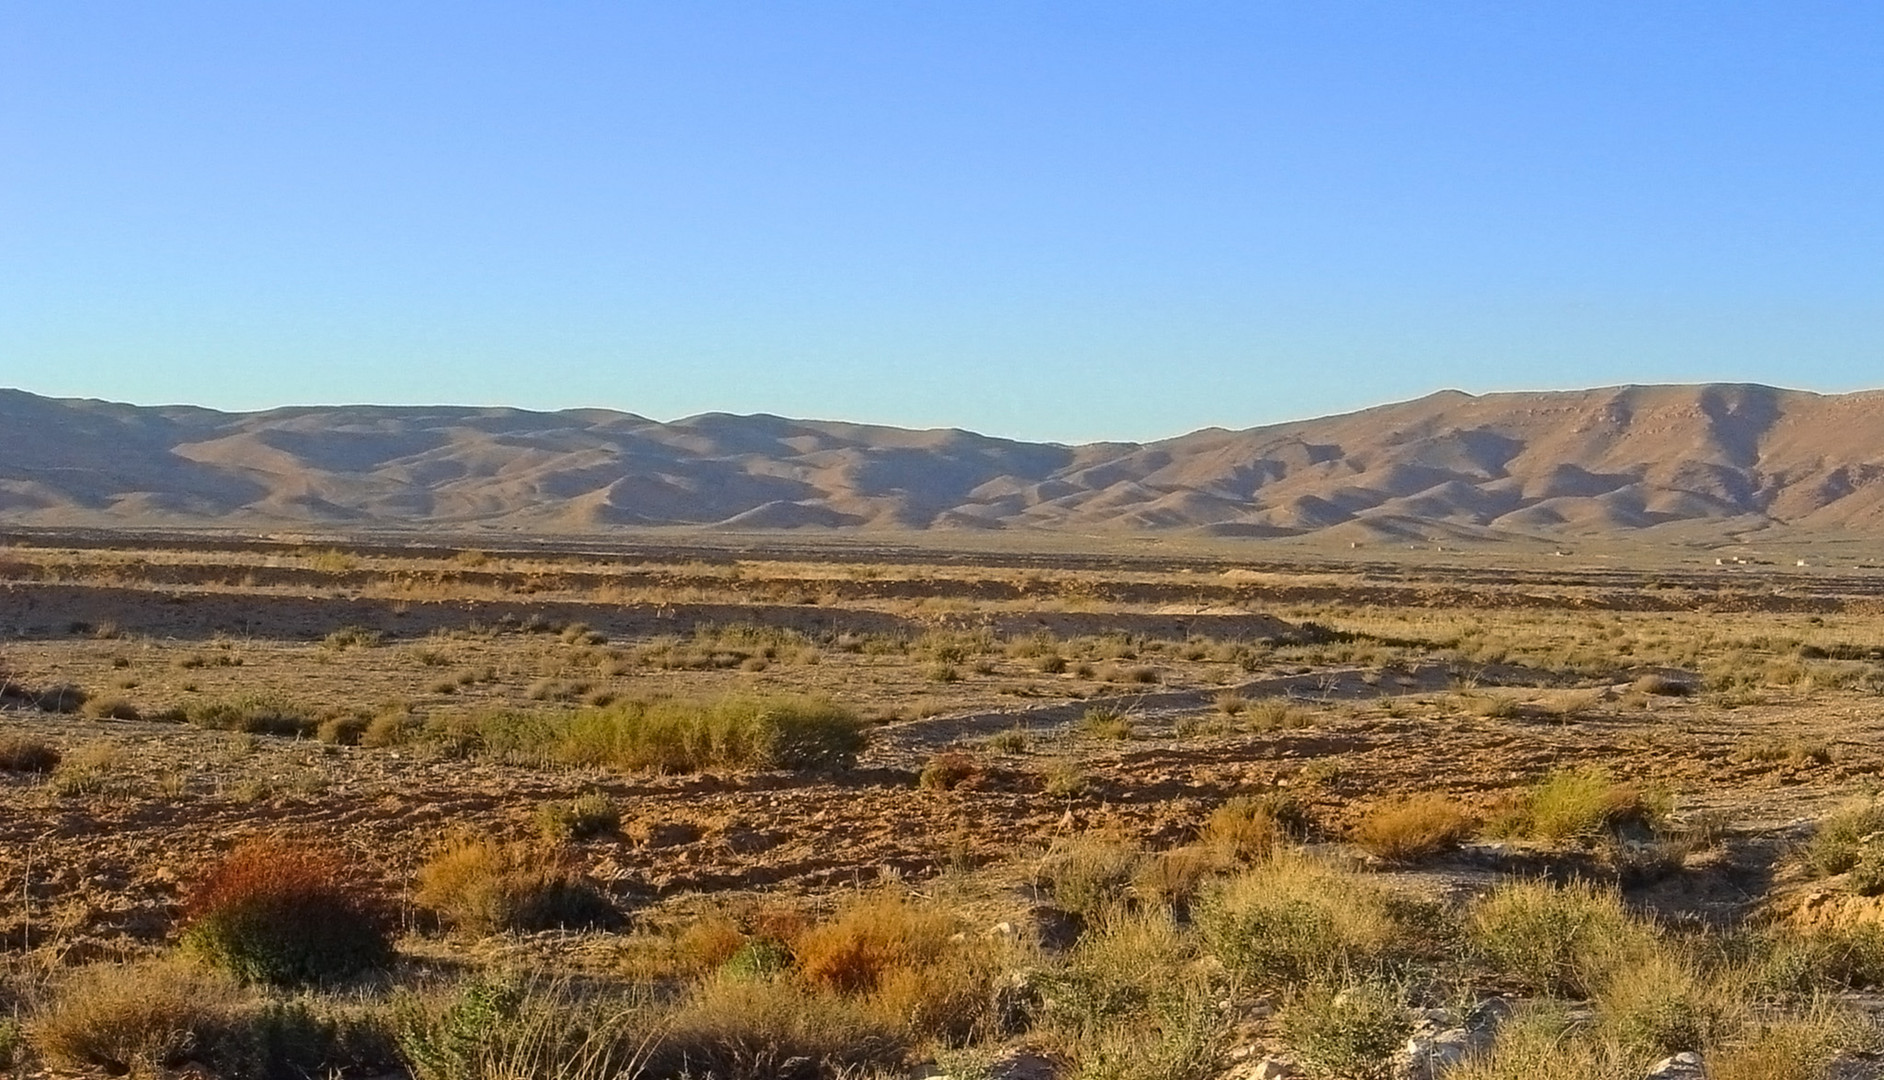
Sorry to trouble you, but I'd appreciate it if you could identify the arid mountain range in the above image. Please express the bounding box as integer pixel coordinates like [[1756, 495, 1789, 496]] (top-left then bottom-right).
[[6, 383, 1884, 541]]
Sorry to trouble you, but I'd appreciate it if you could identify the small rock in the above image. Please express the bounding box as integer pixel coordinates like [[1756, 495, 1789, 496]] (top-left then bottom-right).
[[982, 1050, 1060, 1080], [1466, 997, 1513, 1032], [1251, 1057, 1300, 1080], [1021, 903, 1082, 951], [990, 969, 1046, 1035], [1223, 1056, 1300, 1080], [1402, 1028, 1476, 1079], [1399, 997, 1510, 1079], [1643, 1052, 1705, 1080]]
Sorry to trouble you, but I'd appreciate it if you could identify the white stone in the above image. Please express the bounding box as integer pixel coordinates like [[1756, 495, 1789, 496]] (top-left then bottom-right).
[[1643, 1052, 1705, 1080]]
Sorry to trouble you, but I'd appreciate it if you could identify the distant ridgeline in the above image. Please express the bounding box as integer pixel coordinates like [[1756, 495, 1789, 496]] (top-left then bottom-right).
[[3, 383, 1883, 540]]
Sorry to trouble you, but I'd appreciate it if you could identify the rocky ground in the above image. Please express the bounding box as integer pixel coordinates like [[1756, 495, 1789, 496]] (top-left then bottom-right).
[[5, 536, 1884, 1078]]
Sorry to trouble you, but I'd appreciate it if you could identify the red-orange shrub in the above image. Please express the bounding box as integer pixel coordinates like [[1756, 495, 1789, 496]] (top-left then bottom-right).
[[182, 838, 392, 986]]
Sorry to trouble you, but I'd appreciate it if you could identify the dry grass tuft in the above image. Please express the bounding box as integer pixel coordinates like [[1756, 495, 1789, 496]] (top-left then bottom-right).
[[1037, 834, 1143, 921], [28, 957, 247, 1076], [791, 892, 996, 1040], [1199, 797, 1285, 862], [1245, 698, 1313, 731], [918, 750, 980, 791], [79, 696, 141, 721], [415, 838, 620, 934], [1350, 793, 1475, 862], [655, 976, 908, 1075], [1080, 707, 1134, 740], [185, 694, 317, 737], [0, 734, 60, 773]]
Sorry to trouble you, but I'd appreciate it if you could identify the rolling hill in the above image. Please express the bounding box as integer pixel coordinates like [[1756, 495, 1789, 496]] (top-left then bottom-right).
[[6, 383, 1884, 541]]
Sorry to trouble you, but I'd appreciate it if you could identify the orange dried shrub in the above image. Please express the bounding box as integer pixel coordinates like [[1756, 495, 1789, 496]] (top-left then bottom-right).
[[791, 893, 996, 1041], [1351, 794, 1475, 862], [677, 912, 748, 973], [182, 838, 393, 986]]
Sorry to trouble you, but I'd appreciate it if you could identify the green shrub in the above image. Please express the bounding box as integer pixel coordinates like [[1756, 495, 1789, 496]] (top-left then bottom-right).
[[535, 792, 621, 843], [1596, 949, 1743, 1059], [1278, 980, 1411, 1080], [397, 975, 646, 1080], [1197, 853, 1410, 987], [493, 694, 865, 773], [1041, 757, 1089, 797], [1038, 835, 1142, 921], [1466, 879, 1654, 997], [1710, 1009, 1857, 1080], [1802, 798, 1884, 878], [1444, 1004, 1636, 1080], [1486, 767, 1667, 843], [1750, 922, 1884, 993], [1042, 909, 1226, 1080], [181, 838, 393, 985], [186, 694, 318, 738], [720, 938, 792, 981]]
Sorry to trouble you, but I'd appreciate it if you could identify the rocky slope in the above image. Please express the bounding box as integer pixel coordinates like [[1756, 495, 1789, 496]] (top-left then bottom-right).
[[6, 383, 1884, 539]]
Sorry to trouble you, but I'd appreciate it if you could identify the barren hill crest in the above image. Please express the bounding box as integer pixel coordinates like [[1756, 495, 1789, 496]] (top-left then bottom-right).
[[6, 383, 1884, 540]]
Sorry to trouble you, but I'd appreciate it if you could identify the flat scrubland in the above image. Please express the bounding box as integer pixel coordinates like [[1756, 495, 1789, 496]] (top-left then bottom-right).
[[9, 534, 1884, 1078]]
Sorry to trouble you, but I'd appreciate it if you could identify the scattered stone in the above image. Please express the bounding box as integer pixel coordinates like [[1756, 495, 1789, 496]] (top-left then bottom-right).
[[1249, 1057, 1300, 1079], [1402, 1027, 1477, 1079], [1399, 998, 1511, 1079], [990, 969, 1047, 1035], [980, 1050, 1060, 1080], [1021, 903, 1082, 951], [1643, 1052, 1705, 1080], [1220, 1055, 1300, 1080]]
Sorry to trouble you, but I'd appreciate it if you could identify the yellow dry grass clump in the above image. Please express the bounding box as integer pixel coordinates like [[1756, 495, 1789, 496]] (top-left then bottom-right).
[[1350, 793, 1475, 862]]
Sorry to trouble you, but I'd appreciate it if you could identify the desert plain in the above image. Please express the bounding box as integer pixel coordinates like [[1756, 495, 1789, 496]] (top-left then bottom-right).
[[3, 527, 1884, 1079]]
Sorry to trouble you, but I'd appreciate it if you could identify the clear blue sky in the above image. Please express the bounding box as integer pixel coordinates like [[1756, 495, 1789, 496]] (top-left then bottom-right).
[[3, 2, 1881, 443]]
